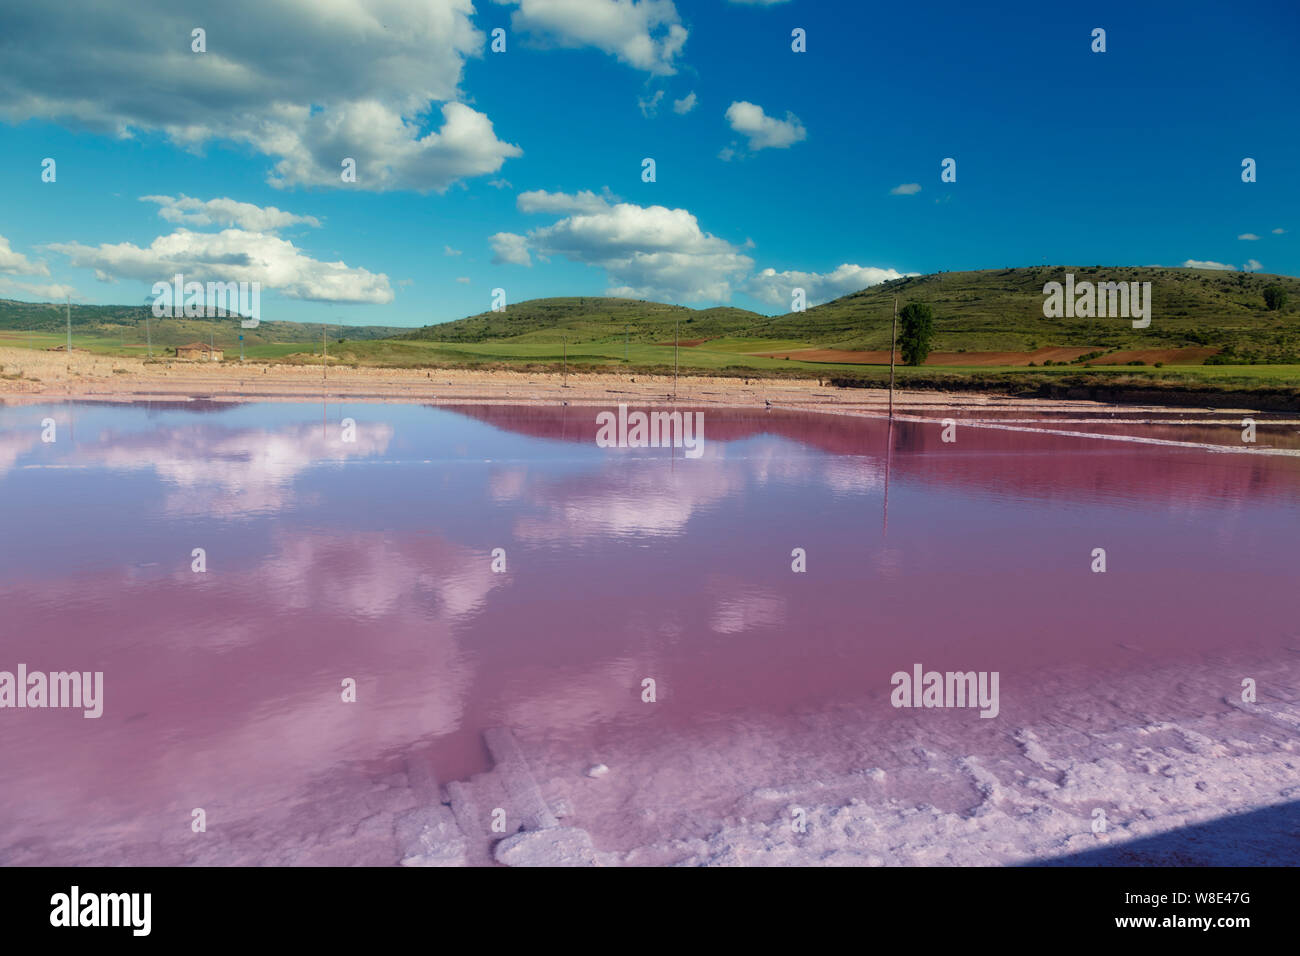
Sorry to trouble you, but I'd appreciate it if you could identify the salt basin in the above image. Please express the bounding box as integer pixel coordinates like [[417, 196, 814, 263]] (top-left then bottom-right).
[[0, 399, 1295, 866]]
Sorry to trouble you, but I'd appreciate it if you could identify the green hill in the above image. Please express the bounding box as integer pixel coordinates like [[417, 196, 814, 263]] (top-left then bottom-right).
[[0, 299, 408, 349], [396, 268, 1299, 363], [746, 266, 1300, 361], [4, 269, 1297, 399], [403, 296, 765, 345]]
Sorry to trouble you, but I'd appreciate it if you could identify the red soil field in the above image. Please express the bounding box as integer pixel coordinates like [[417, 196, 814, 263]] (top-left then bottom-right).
[[1083, 347, 1220, 365], [752, 346, 1221, 367], [751, 346, 1099, 366]]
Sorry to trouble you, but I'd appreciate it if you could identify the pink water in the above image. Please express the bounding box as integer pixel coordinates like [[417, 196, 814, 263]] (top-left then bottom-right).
[[1, 401, 1297, 865]]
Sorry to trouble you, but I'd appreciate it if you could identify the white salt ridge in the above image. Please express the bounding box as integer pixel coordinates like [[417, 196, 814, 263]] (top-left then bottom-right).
[[857, 411, 1300, 456], [529, 656, 1299, 867], [4, 661, 1294, 867]]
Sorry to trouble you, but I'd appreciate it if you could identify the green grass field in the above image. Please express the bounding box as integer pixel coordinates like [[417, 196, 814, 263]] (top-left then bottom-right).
[[8, 326, 1299, 394], [4, 267, 1298, 403]]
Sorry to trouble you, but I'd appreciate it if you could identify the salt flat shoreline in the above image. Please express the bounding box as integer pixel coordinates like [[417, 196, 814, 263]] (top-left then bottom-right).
[[0, 346, 1256, 415], [4, 651, 1294, 867], [3, 346, 1293, 867]]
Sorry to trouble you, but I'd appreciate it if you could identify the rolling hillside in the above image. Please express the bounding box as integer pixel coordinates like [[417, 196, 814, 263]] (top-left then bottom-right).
[[745, 267, 1300, 361], [399, 267, 1300, 364], [4, 268, 1297, 396], [0, 299, 408, 349], [402, 297, 765, 344]]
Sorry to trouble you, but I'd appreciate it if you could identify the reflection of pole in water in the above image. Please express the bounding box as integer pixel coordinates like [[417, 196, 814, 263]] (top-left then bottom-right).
[[882, 417, 894, 537]]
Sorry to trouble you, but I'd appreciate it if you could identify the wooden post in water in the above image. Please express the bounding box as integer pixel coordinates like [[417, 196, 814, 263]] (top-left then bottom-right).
[[888, 295, 898, 419]]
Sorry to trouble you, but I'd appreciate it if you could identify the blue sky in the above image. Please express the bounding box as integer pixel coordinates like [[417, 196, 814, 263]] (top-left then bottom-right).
[[0, 0, 1295, 328]]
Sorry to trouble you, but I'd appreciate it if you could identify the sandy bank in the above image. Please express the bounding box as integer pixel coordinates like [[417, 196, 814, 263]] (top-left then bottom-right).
[[0, 346, 1242, 416]]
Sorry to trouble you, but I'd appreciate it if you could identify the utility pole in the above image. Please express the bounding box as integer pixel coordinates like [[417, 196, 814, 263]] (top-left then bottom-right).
[[65, 295, 71, 353], [888, 295, 898, 419], [322, 324, 327, 384], [625, 324, 629, 362], [674, 318, 679, 400], [562, 335, 567, 388], [210, 328, 215, 362]]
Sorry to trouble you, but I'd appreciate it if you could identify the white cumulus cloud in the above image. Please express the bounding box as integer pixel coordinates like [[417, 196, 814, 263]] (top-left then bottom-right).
[[46, 229, 393, 303], [747, 264, 915, 309], [0, 279, 78, 300], [673, 91, 697, 114], [890, 183, 922, 196], [0, 1, 520, 193], [1181, 259, 1236, 271], [517, 189, 614, 215], [527, 202, 753, 301], [490, 232, 532, 266], [501, 0, 688, 75], [0, 235, 48, 276], [262, 101, 521, 193], [141, 195, 321, 231], [724, 100, 806, 151]]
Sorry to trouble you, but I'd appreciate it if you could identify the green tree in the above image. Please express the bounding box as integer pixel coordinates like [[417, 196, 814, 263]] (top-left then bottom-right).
[[898, 302, 934, 366], [1263, 285, 1287, 311]]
